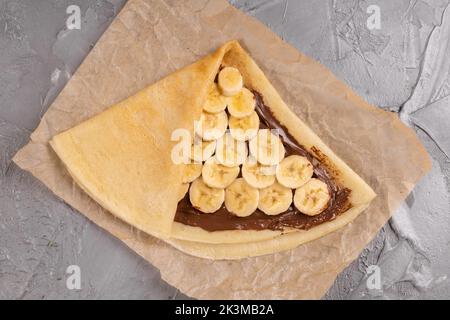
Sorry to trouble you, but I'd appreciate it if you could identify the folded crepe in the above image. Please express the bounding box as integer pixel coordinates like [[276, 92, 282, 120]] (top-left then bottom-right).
[[50, 41, 376, 260]]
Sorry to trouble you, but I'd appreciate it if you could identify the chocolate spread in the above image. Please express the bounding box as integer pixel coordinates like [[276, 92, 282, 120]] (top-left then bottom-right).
[[174, 90, 351, 231]]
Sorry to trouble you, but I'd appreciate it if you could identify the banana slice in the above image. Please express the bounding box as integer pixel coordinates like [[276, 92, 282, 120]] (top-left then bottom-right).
[[202, 157, 240, 188], [177, 183, 190, 201], [276, 155, 314, 188], [218, 66, 243, 97], [241, 156, 276, 189], [225, 178, 259, 217], [249, 129, 285, 166], [203, 83, 228, 113], [189, 178, 224, 213], [294, 178, 330, 216], [227, 88, 256, 118], [258, 182, 292, 216], [181, 162, 202, 183], [190, 139, 216, 163], [215, 133, 248, 167], [195, 111, 228, 141], [229, 111, 260, 141]]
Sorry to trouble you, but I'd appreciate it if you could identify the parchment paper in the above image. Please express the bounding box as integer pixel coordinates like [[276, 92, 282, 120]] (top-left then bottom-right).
[[13, 0, 431, 299]]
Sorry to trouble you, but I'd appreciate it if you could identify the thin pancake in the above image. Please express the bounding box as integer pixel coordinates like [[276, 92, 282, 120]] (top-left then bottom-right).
[[50, 41, 376, 256]]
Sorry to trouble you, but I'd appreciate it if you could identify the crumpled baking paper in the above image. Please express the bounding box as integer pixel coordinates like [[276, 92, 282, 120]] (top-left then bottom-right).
[[13, 0, 431, 299]]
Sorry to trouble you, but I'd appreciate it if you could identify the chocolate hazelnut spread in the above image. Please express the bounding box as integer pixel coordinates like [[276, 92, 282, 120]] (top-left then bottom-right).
[[174, 90, 351, 231]]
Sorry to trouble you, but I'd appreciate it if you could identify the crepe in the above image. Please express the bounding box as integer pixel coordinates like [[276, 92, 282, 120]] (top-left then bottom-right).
[[50, 41, 376, 259]]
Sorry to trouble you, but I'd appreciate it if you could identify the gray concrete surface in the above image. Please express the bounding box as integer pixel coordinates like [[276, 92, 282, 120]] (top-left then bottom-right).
[[0, 0, 449, 299]]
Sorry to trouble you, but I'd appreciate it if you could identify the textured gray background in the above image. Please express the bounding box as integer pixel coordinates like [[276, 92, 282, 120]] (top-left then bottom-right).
[[0, 0, 449, 300]]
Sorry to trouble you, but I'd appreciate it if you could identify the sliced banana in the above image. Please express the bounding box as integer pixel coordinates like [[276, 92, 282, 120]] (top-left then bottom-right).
[[294, 178, 330, 216], [258, 182, 292, 216], [218, 66, 243, 97], [190, 139, 216, 163], [227, 88, 256, 118], [225, 178, 259, 217], [203, 83, 228, 113], [189, 178, 224, 213], [202, 157, 240, 189], [215, 133, 248, 167], [241, 156, 276, 189], [181, 162, 202, 183], [177, 183, 190, 201], [195, 111, 228, 141], [276, 155, 314, 189], [249, 129, 285, 166], [229, 111, 260, 141]]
